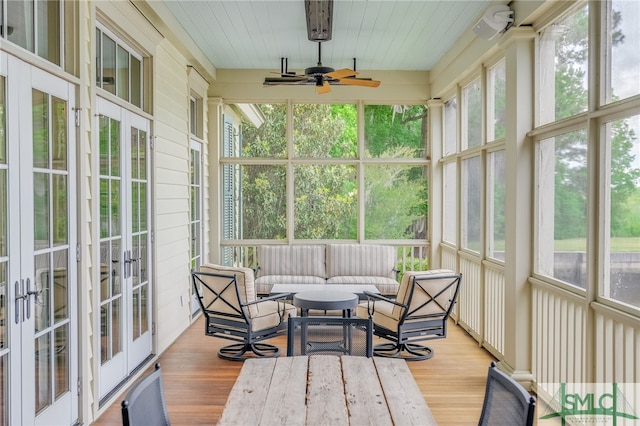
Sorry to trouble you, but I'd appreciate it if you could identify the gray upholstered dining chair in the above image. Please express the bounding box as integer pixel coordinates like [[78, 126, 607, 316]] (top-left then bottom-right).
[[192, 264, 296, 361], [356, 269, 462, 360], [121, 363, 170, 426], [478, 362, 536, 426]]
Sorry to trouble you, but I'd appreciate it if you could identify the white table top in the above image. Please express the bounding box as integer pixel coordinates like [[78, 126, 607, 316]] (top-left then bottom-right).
[[270, 283, 380, 295]]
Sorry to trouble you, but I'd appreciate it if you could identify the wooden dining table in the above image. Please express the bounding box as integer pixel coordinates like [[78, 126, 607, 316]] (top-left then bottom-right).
[[218, 355, 437, 426]]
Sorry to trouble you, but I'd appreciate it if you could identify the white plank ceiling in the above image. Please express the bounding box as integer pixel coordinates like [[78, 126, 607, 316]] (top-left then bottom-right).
[[160, 0, 491, 72]]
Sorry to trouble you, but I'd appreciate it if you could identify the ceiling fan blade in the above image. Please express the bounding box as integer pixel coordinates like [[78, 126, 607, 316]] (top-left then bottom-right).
[[264, 76, 310, 85], [325, 68, 358, 79], [337, 78, 381, 87], [269, 71, 306, 77], [316, 80, 332, 94]]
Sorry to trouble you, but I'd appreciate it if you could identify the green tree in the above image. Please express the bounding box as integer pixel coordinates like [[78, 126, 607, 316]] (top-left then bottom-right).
[[238, 103, 428, 241], [553, 5, 639, 239]]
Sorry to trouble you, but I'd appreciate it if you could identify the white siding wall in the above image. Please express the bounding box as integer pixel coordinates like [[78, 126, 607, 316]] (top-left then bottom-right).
[[153, 41, 193, 353], [79, 1, 96, 421]]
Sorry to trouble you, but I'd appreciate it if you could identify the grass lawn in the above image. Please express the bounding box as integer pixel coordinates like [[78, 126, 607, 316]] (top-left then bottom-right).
[[554, 237, 640, 252]]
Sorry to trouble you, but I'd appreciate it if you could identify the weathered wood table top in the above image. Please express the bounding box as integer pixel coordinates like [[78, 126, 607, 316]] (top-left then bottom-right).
[[218, 355, 437, 426]]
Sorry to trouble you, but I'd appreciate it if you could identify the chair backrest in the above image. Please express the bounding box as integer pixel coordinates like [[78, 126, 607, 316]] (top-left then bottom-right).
[[287, 316, 374, 357], [478, 362, 536, 426], [393, 270, 462, 322], [121, 363, 170, 426], [193, 264, 259, 319]]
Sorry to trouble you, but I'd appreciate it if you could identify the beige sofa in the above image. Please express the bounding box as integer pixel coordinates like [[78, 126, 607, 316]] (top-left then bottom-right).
[[255, 244, 399, 296]]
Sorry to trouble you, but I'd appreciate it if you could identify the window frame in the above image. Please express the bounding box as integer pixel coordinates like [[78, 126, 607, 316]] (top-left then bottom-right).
[[219, 100, 430, 245]]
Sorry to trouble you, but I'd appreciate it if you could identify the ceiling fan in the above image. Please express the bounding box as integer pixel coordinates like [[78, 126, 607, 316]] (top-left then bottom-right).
[[263, 42, 381, 94]]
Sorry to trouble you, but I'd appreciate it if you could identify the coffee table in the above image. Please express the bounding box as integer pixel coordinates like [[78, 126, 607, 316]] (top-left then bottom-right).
[[270, 284, 380, 301], [291, 290, 360, 356], [293, 290, 359, 317]]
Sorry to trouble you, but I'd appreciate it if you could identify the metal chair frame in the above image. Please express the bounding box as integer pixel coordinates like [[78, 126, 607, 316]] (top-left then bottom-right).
[[192, 270, 291, 361], [363, 272, 462, 360]]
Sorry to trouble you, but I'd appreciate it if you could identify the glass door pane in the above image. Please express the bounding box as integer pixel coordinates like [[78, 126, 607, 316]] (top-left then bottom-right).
[[0, 73, 8, 426], [32, 89, 71, 415], [99, 114, 123, 365], [130, 127, 148, 341]]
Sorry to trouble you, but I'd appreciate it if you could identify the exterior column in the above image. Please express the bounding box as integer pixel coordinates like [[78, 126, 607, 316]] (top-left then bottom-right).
[[427, 98, 444, 269], [498, 27, 536, 385], [207, 97, 223, 263]]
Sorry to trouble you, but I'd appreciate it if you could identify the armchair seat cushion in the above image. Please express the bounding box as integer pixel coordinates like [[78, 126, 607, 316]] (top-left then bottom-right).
[[356, 300, 397, 331], [252, 300, 297, 332]]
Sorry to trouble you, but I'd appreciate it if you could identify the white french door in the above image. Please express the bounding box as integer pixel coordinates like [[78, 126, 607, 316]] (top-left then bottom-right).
[[2, 55, 78, 425], [96, 98, 152, 399]]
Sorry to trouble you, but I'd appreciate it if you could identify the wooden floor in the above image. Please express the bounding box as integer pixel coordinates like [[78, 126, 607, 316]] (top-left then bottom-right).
[[93, 317, 495, 425]]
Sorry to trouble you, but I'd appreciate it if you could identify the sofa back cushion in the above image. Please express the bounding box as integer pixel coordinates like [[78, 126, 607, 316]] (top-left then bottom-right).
[[326, 244, 396, 279], [258, 245, 326, 278]]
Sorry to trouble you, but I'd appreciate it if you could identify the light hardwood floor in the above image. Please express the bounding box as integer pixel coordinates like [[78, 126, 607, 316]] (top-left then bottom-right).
[[93, 317, 495, 425]]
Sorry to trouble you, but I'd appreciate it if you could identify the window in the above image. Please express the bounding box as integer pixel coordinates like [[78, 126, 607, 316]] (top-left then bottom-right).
[[189, 143, 203, 271], [487, 61, 506, 142], [462, 79, 482, 150], [223, 103, 428, 242], [294, 104, 356, 158], [365, 105, 427, 158], [536, 129, 588, 288], [443, 160, 457, 244], [602, 114, 640, 308], [96, 27, 143, 108], [606, 0, 640, 103], [5, 0, 60, 65], [487, 150, 505, 261], [462, 156, 481, 252], [365, 165, 427, 240], [538, 4, 589, 126]]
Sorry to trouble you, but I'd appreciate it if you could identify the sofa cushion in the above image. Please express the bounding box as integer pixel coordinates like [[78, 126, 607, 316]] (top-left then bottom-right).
[[326, 276, 399, 295], [258, 245, 326, 277], [326, 244, 396, 279], [255, 275, 326, 295]]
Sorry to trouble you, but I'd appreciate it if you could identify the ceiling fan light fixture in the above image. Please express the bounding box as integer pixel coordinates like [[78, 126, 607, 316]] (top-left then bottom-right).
[[305, 0, 333, 41]]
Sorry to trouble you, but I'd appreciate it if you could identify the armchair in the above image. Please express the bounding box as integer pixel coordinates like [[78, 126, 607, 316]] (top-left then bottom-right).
[[192, 264, 296, 361], [356, 269, 462, 361]]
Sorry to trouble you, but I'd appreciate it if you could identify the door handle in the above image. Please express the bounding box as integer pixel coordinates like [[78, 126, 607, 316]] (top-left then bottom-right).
[[123, 250, 132, 278], [14, 281, 23, 324], [25, 278, 38, 320]]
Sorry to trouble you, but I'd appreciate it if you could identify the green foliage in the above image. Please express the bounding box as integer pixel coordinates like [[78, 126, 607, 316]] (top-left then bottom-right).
[[365, 161, 427, 239], [238, 104, 428, 240], [364, 105, 427, 157], [552, 5, 640, 240]]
